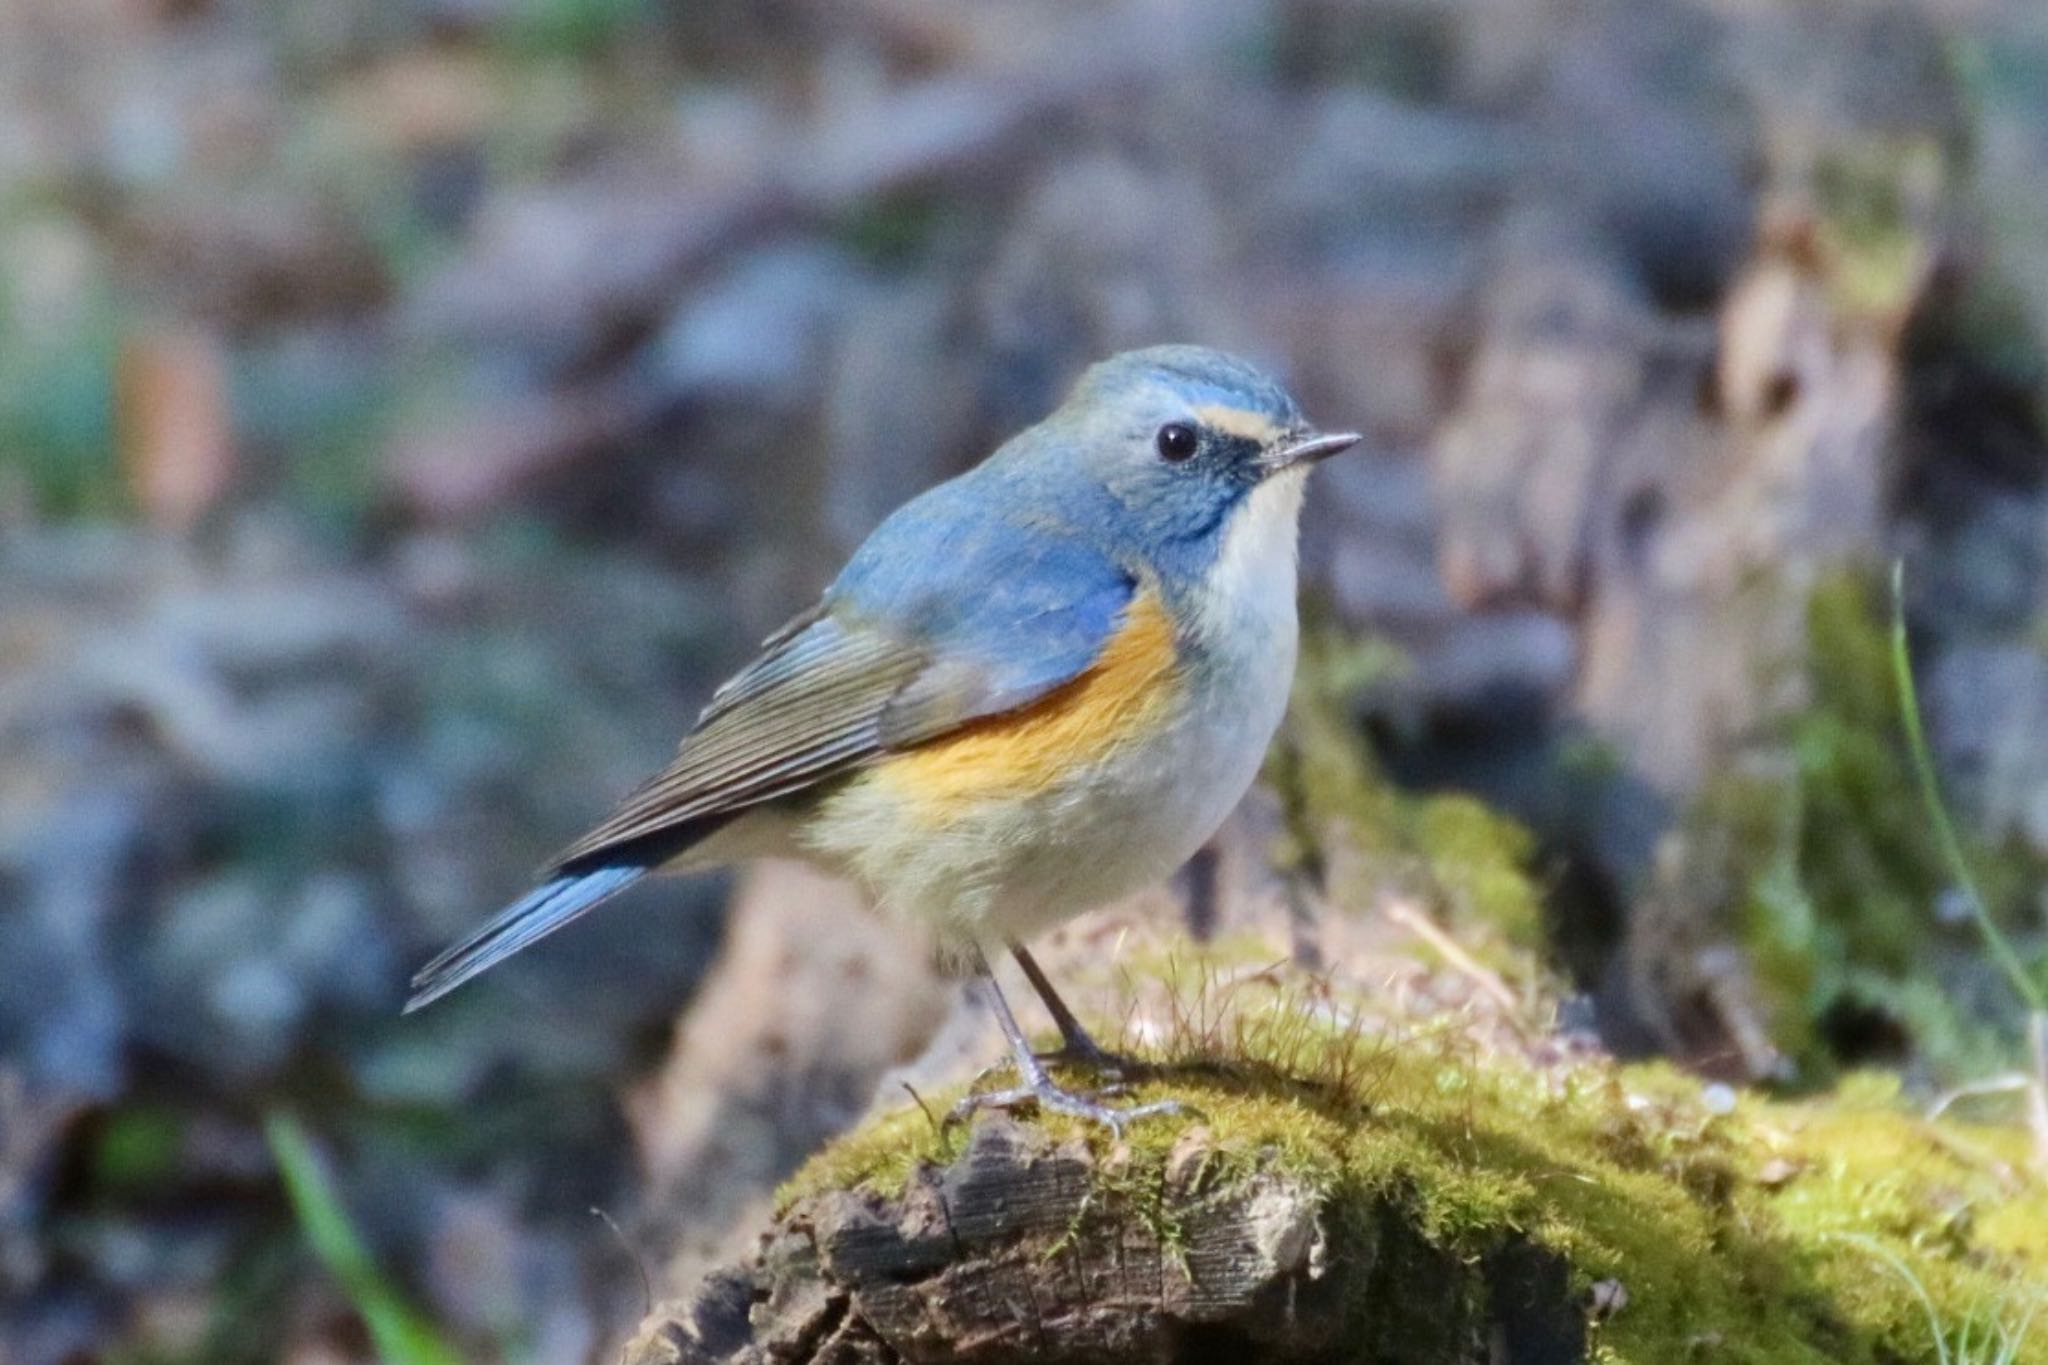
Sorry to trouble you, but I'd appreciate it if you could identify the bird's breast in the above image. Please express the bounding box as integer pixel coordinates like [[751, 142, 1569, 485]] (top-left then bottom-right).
[[863, 585, 1184, 811], [800, 477, 1305, 945]]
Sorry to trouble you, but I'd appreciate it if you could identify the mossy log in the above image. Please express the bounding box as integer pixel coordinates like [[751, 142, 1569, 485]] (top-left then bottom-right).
[[619, 992, 2048, 1365], [618, 660, 2046, 1365], [623, 1116, 1583, 1365]]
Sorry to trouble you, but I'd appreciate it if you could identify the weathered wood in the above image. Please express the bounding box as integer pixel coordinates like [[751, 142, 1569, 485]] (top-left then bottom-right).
[[622, 1117, 1586, 1365], [631, 862, 952, 1291]]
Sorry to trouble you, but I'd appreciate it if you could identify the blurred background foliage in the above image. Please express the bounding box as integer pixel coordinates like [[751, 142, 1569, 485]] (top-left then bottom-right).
[[5, 0, 2048, 1361]]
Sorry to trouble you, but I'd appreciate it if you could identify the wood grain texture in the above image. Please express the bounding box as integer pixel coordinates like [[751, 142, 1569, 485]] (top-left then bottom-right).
[[622, 1117, 1586, 1365]]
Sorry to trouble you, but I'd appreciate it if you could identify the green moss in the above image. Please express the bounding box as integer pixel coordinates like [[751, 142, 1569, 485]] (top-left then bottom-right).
[[1266, 625, 1549, 963], [777, 1101, 973, 1211], [1409, 795, 1545, 953], [1812, 135, 1948, 322], [783, 971, 2048, 1363], [1715, 570, 2047, 1079]]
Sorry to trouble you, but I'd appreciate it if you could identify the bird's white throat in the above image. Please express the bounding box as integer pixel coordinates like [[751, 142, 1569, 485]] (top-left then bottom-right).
[[1196, 466, 1307, 644]]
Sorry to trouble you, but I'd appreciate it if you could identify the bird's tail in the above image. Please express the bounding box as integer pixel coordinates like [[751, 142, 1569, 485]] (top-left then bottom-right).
[[403, 864, 646, 1014]]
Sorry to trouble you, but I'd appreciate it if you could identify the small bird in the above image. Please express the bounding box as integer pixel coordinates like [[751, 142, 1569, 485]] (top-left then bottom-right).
[[406, 345, 1359, 1128]]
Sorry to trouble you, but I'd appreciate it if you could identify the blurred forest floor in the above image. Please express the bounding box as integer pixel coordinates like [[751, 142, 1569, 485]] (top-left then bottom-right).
[[6, 0, 2048, 1361]]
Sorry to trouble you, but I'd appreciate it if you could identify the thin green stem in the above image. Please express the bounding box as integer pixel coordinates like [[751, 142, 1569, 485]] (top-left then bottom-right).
[[266, 1113, 463, 1365], [1832, 1232, 1951, 1365], [1889, 561, 2047, 1013]]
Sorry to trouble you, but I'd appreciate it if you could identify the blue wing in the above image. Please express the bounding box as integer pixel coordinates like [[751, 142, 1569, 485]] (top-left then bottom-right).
[[406, 468, 1134, 1012], [550, 472, 1135, 865], [834, 468, 1137, 735]]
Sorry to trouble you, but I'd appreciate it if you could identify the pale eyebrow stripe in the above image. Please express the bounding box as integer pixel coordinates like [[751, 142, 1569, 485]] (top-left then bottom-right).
[[1191, 403, 1283, 444]]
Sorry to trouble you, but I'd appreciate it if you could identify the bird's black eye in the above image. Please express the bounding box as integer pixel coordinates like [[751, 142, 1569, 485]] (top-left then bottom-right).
[[1155, 422, 1200, 462]]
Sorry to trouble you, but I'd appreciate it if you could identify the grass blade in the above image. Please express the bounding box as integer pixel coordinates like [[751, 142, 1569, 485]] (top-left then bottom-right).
[[265, 1112, 464, 1365], [1889, 561, 2046, 1013]]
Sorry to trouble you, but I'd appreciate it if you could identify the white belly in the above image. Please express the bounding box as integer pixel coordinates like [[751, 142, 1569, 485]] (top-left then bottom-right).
[[973, 628, 1296, 945]]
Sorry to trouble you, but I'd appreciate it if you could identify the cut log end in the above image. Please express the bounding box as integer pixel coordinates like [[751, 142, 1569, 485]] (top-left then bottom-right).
[[622, 1115, 1587, 1365]]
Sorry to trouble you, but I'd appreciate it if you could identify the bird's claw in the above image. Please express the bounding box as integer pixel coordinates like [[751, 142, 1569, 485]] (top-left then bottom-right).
[[1031, 1041, 1156, 1080], [972, 1043, 1151, 1090], [947, 1078, 1190, 1138]]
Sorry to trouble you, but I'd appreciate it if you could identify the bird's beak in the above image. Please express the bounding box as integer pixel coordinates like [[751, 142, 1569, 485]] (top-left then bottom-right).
[[1261, 429, 1363, 474]]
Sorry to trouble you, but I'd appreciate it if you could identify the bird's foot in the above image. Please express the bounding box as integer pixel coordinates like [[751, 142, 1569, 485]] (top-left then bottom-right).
[[968, 1036, 1155, 1089], [948, 1073, 1190, 1138], [1032, 1039, 1157, 1080]]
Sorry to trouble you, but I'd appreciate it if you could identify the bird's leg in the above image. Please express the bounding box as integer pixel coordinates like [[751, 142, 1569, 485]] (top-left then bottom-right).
[[1010, 943, 1152, 1078], [951, 947, 1186, 1137]]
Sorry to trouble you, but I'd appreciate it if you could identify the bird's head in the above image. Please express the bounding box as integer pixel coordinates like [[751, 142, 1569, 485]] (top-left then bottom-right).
[[1006, 345, 1361, 594]]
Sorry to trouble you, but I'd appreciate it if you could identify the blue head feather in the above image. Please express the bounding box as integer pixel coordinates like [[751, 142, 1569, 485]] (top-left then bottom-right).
[[991, 345, 1306, 588], [829, 344, 1312, 675], [1063, 346, 1304, 433]]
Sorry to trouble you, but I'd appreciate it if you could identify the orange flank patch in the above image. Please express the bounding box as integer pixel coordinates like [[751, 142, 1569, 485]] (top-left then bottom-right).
[[1191, 403, 1284, 445], [874, 589, 1181, 808]]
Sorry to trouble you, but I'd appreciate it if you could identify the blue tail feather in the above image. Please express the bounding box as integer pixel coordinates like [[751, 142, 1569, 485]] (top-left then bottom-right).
[[403, 864, 646, 1014]]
